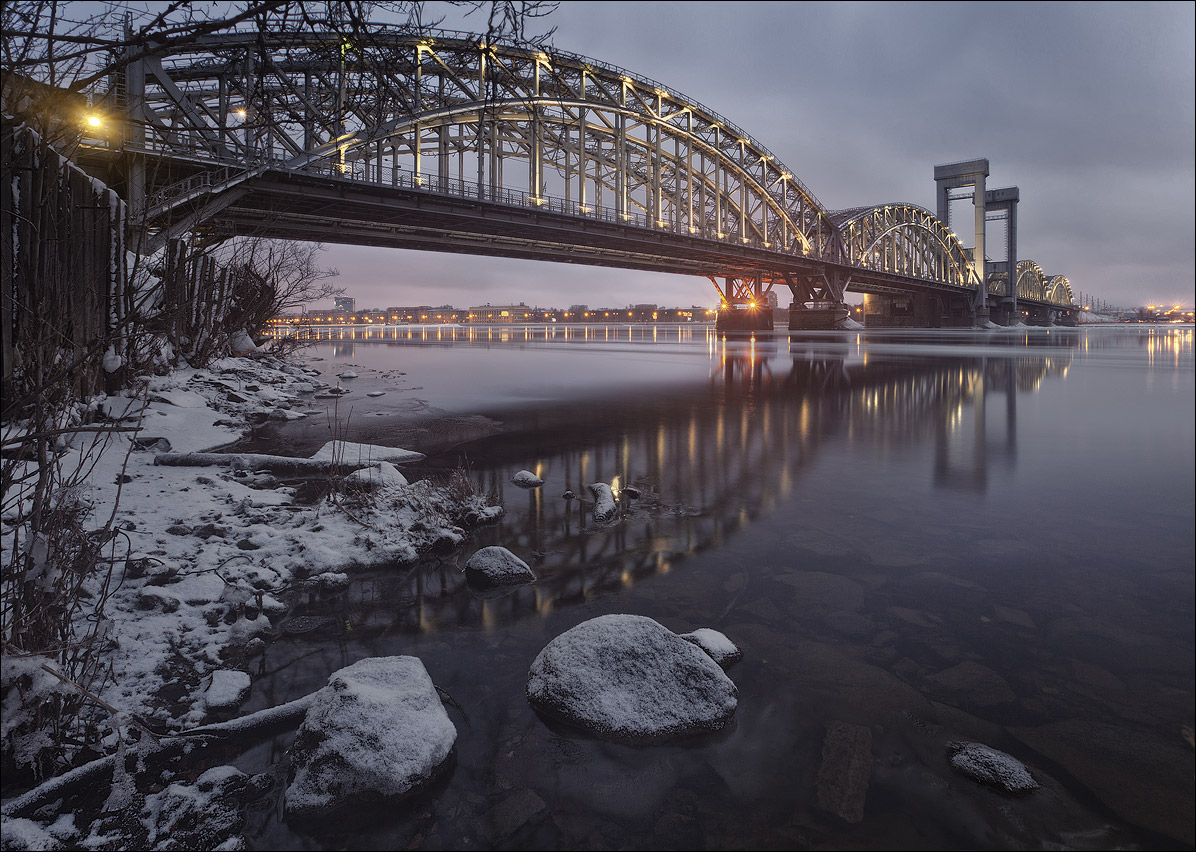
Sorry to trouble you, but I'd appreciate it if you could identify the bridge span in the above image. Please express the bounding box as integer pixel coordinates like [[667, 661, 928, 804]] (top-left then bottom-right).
[[72, 27, 1077, 329]]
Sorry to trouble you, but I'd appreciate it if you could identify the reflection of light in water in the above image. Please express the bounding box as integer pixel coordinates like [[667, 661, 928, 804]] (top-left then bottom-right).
[[482, 600, 496, 631]]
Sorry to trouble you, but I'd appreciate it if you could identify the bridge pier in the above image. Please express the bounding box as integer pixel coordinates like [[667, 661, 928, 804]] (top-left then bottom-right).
[[862, 293, 975, 328], [715, 304, 774, 333], [989, 299, 1016, 327], [787, 301, 850, 330]]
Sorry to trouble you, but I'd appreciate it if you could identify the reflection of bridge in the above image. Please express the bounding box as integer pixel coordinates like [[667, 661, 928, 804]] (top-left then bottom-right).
[[77, 29, 1075, 329], [323, 332, 1071, 634]]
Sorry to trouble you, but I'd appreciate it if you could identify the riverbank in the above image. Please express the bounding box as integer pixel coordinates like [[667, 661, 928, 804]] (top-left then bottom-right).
[[1, 350, 501, 845]]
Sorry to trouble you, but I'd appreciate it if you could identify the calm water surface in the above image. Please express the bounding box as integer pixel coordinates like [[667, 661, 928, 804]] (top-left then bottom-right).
[[238, 324, 1194, 850]]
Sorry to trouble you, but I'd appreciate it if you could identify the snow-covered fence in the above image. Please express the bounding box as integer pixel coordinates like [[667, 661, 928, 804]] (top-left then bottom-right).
[[1, 121, 126, 402]]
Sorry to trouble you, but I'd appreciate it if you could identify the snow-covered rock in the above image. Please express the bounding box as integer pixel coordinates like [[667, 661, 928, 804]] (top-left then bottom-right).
[[511, 470, 544, 487], [948, 742, 1038, 793], [344, 461, 409, 489], [588, 482, 617, 522], [680, 628, 743, 669], [526, 614, 738, 744], [202, 670, 251, 713], [465, 546, 535, 590], [338, 370, 358, 379], [230, 329, 259, 355], [286, 657, 457, 818], [309, 440, 425, 465]]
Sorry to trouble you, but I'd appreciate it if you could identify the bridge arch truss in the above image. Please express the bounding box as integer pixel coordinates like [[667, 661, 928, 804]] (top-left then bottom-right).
[[831, 203, 982, 291], [111, 28, 842, 271]]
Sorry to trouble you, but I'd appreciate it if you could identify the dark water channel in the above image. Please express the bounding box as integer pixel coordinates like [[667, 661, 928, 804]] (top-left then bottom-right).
[[238, 323, 1194, 850]]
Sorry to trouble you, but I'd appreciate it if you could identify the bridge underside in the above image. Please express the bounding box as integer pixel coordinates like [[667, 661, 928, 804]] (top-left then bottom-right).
[[184, 169, 828, 282]]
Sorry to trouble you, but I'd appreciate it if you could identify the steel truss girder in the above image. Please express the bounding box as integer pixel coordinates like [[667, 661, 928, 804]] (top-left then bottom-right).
[[117, 29, 843, 263], [831, 203, 980, 291]]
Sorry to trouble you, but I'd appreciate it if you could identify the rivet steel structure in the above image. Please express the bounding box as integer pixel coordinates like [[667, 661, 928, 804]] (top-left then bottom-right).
[[78, 27, 1076, 326]]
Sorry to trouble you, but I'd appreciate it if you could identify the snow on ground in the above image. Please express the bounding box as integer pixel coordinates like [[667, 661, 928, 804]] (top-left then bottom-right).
[[1, 354, 499, 731]]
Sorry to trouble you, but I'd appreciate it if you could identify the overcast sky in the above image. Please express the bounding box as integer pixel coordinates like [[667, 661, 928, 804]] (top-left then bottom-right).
[[316, 1, 1195, 312]]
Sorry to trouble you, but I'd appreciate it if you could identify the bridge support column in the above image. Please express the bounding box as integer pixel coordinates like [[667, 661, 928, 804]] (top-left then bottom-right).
[[990, 299, 1015, 327], [787, 302, 849, 330], [863, 293, 974, 328], [713, 274, 774, 333], [783, 270, 850, 330]]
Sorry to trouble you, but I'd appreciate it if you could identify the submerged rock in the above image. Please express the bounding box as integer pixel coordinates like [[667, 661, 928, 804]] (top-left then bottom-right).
[[948, 742, 1038, 793], [286, 657, 456, 818], [816, 721, 874, 823], [465, 546, 536, 590], [527, 614, 738, 744], [511, 470, 544, 488]]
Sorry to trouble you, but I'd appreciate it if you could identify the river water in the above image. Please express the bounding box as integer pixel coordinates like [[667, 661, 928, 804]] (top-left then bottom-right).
[[238, 323, 1194, 850]]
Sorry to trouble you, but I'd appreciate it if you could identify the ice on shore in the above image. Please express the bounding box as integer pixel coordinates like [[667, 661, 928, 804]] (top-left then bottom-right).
[[309, 440, 426, 465]]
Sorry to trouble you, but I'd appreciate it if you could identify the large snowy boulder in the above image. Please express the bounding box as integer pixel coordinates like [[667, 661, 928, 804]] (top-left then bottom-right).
[[526, 614, 738, 744], [465, 546, 535, 590], [286, 657, 456, 818]]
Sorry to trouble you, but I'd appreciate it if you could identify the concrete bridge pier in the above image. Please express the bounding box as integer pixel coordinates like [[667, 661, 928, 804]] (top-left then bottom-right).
[[1024, 304, 1054, 326], [862, 293, 975, 328], [713, 274, 775, 333], [716, 303, 774, 333], [989, 299, 1016, 327], [787, 301, 849, 330]]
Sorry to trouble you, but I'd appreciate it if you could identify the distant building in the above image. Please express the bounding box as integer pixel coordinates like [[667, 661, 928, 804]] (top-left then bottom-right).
[[467, 303, 533, 323], [333, 296, 356, 313]]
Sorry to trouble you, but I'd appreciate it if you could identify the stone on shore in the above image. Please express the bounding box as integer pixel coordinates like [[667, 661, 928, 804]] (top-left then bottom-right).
[[286, 657, 456, 818]]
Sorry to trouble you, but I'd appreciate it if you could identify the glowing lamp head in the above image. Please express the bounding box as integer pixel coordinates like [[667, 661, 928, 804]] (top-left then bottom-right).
[[85, 114, 102, 128]]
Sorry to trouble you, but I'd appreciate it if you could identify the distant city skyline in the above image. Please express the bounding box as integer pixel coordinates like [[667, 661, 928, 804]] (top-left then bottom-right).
[[305, 2, 1194, 313]]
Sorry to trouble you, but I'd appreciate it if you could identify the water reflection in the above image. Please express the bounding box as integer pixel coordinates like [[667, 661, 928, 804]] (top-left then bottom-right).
[[324, 342, 1074, 638], [244, 325, 1193, 850]]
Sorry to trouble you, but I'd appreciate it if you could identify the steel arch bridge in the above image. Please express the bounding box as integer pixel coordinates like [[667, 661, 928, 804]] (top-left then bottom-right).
[[78, 27, 1075, 317]]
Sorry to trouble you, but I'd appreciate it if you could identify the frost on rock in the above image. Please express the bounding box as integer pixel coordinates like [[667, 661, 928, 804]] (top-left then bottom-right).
[[680, 628, 743, 669], [511, 470, 544, 488], [948, 742, 1039, 793], [309, 440, 425, 465], [527, 614, 738, 744], [465, 546, 535, 590], [588, 482, 617, 523], [344, 461, 409, 489], [202, 670, 251, 714], [286, 657, 457, 818]]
